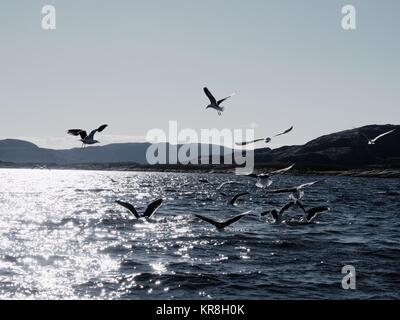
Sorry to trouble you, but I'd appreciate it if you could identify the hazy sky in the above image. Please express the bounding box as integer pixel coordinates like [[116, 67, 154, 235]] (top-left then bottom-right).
[[0, 0, 399, 149]]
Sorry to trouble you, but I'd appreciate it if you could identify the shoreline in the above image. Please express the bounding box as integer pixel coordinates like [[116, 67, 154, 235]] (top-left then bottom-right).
[[1, 163, 400, 178]]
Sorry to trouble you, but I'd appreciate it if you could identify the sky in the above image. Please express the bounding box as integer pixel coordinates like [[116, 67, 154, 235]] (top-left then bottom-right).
[[0, 0, 399, 149]]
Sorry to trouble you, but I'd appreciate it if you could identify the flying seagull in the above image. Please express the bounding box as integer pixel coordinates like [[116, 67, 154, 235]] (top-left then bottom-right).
[[274, 126, 294, 137], [68, 124, 108, 148], [268, 180, 324, 201], [235, 137, 272, 146], [261, 201, 296, 223], [304, 206, 330, 222], [204, 87, 235, 116], [216, 181, 243, 191], [360, 129, 396, 145], [229, 192, 250, 206], [286, 206, 331, 226], [115, 199, 163, 220], [194, 211, 251, 230], [246, 164, 295, 188], [235, 126, 293, 146]]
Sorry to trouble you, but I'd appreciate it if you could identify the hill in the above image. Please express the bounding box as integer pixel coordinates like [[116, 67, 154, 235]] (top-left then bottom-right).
[[0, 125, 398, 168]]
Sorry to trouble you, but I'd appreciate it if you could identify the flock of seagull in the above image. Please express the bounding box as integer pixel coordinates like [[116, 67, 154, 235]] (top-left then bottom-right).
[[110, 169, 329, 230], [65, 87, 397, 231]]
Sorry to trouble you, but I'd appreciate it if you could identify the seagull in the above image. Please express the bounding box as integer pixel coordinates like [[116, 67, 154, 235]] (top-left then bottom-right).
[[246, 164, 295, 188], [268, 180, 324, 201], [235, 126, 293, 146], [286, 206, 331, 226], [229, 192, 250, 206], [68, 124, 108, 148], [194, 211, 251, 230], [261, 201, 296, 223], [216, 181, 242, 191], [274, 126, 294, 137], [304, 206, 330, 222], [115, 199, 163, 220], [360, 129, 396, 145], [235, 137, 272, 146], [204, 87, 235, 116]]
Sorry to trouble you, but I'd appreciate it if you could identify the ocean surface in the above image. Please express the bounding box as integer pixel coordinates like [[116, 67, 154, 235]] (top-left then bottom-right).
[[0, 168, 399, 300]]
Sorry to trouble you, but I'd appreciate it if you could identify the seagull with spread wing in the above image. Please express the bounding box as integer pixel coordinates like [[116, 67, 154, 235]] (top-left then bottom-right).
[[235, 126, 293, 146], [115, 199, 164, 220], [246, 164, 295, 188], [204, 87, 235, 116], [67, 124, 108, 149], [286, 206, 331, 226], [360, 129, 396, 145], [194, 211, 251, 230], [261, 201, 296, 223], [268, 180, 325, 201]]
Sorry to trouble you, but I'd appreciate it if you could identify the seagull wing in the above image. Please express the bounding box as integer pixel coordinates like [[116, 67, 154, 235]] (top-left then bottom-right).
[[143, 199, 164, 218], [230, 192, 249, 206], [88, 124, 108, 140], [268, 187, 298, 194], [216, 182, 227, 190], [97, 124, 108, 132], [217, 93, 235, 105], [194, 214, 222, 229], [307, 206, 330, 221], [274, 126, 294, 137], [279, 201, 295, 215], [67, 129, 82, 136], [295, 200, 307, 215], [68, 129, 87, 139], [220, 211, 251, 229], [297, 180, 325, 190], [235, 138, 264, 146], [270, 164, 295, 175], [115, 200, 141, 219], [371, 129, 396, 143], [204, 87, 217, 105], [216, 181, 236, 191]]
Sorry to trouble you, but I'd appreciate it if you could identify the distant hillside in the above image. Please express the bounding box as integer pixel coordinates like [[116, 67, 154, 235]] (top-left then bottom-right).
[[0, 140, 231, 165], [254, 124, 400, 167], [0, 125, 398, 167]]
